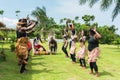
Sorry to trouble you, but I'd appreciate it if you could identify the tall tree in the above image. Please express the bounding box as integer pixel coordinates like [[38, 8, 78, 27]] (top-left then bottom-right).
[[32, 6, 48, 31], [32, 6, 58, 40], [82, 15, 95, 26], [79, 0, 120, 21]]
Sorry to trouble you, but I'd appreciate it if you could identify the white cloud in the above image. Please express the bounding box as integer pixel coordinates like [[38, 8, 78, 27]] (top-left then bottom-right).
[[0, 17, 17, 29]]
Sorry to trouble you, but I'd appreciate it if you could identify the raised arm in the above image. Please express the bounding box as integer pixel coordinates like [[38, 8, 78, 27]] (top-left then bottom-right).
[[71, 21, 74, 29], [26, 21, 38, 30], [66, 20, 69, 31], [93, 27, 102, 39]]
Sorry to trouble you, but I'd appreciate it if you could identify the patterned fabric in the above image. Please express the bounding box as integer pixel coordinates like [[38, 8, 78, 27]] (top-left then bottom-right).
[[16, 37, 29, 64], [88, 47, 100, 63], [76, 45, 86, 59], [70, 41, 76, 54], [63, 39, 68, 48]]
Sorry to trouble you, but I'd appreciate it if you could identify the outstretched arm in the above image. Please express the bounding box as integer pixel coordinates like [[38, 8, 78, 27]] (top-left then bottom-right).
[[26, 21, 38, 30]]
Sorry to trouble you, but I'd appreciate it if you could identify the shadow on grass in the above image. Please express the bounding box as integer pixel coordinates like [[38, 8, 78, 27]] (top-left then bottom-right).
[[99, 70, 114, 77], [32, 61, 47, 67], [0, 47, 32, 80], [31, 68, 53, 74], [31, 68, 65, 75]]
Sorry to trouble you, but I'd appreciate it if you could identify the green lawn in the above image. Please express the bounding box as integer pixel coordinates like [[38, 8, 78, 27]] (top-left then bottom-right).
[[0, 42, 120, 80]]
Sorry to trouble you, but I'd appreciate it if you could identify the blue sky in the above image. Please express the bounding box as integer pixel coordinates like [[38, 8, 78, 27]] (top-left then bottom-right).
[[0, 0, 120, 34]]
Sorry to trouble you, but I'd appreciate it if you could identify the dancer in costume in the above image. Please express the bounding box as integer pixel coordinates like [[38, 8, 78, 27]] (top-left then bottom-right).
[[76, 30, 87, 68], [70, 36, 77, 63], [76, 39, 86, 68], [62, 36, 69, 57], [16, 16, 38, 73], [88, 27, 101, 77]]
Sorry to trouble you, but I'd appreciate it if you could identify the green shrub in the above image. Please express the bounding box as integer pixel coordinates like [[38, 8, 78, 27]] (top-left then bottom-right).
[[0, 51, 6, 61], [10, 44, 15, 52]]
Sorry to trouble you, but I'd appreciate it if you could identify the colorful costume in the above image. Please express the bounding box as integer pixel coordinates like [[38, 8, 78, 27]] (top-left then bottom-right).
[[70, 40, 76, 62], [88, 47, 100, 63], [33, 38, 43, 55], [76, 45, 86, 59], [16, 18, 37, 73]]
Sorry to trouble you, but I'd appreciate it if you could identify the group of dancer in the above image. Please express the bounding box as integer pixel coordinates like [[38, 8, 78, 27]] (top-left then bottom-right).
[[62, 20, 101, 77], [15, 16, 101, 77]]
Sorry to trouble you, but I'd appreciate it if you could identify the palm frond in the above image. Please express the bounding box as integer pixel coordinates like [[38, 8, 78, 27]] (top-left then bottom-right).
[[79, 0, 88, 5], [89, 0, 99, 7], [112, 1, 120, 21], [100, 0, 113, 11]]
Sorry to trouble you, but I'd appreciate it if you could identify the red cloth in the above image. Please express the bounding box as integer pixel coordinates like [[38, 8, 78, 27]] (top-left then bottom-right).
[[27, 41, 32, 50], [34, 45, 42, 49]]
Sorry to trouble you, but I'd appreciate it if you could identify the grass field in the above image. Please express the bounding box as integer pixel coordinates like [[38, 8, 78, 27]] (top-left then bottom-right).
[[0, 42, 120, 80]]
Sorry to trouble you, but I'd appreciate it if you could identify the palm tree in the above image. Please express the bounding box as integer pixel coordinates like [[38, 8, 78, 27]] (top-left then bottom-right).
[[15, 10, 20, 19], [0, 10, 4, 22], [31, 6, 53, 40], [82, 15, 95, 26], [79, 0, 120, 21], [32, 6, 48, 30]]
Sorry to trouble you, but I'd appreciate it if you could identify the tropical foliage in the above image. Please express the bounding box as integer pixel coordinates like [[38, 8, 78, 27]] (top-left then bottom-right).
[[79, 0, 120, 21], [31, 6, 119, 44], [31, 6, 58, 40], [82, 15, 95, 26], [0, 5, 119, 45]]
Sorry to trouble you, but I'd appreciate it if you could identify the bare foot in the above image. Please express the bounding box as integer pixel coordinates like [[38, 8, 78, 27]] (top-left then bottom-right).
[[72, 61, 76, 64], [83, 67, 86, 69], [95, 72, 99, 77], [89, 71, 93, 74]]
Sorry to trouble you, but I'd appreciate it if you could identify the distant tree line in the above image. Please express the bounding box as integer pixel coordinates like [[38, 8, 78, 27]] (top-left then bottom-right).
[[0, 7, 120, 45]]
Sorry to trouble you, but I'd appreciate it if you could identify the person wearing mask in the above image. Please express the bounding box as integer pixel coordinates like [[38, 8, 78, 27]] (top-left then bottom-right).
[[16, 16, 38, 73]]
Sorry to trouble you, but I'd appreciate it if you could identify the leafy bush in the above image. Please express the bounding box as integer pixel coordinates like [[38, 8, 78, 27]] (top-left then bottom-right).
[[10, 44, 15, 52], [0, 51, 6, 61]]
